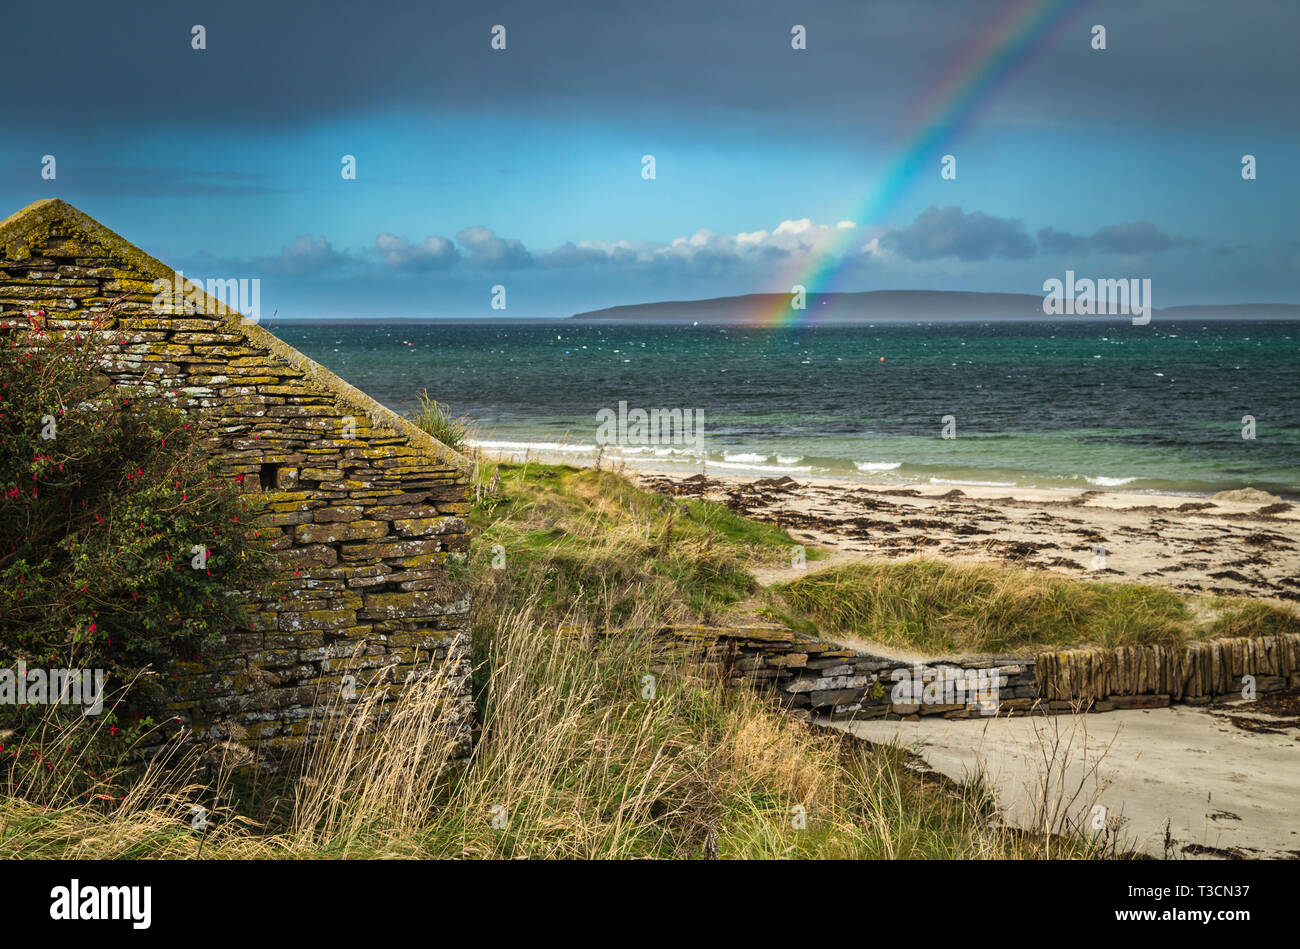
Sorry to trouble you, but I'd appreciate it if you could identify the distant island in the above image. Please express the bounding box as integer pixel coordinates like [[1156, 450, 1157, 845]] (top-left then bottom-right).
[[569, 291, 1300, 324]]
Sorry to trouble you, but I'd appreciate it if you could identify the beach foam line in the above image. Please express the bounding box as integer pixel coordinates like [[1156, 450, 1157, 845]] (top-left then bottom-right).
[[1086, 475, 1139, 486], [710, 460, 815, 474], [472, 439, 598, 454], [618, 445, 700, 456], [929, 477, 1017, 487], [855, 461, 902, 472]]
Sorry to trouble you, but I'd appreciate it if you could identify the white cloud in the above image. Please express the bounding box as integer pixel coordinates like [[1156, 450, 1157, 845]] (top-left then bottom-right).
[[375, 232, 458, 271], [456, 225, 533, 269], [773, 218, 812, 235], [527, 216, 884, 274]]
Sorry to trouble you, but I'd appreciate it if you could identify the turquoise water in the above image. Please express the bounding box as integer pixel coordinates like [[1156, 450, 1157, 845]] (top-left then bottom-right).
[[270, 319, 1300, 497]]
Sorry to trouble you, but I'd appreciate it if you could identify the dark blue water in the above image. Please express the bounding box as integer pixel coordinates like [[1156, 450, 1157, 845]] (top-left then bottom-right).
[[269, 319, 1300, 496]]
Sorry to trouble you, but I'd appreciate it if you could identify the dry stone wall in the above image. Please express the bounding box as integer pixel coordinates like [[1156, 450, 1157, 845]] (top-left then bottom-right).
[[656, 625, 1031, 719], [0, 200, 473, 765], [656, 625, 1300, 720]]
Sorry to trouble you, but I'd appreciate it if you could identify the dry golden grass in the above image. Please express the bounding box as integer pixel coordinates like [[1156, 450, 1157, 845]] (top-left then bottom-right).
[[777, 558, 1300, 656], [465, 462, 803, 627], [0, 464, 1138, 860], [0, 599, 1113, 860]]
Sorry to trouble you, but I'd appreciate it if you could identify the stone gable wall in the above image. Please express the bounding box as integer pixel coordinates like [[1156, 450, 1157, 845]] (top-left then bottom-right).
[[0, 201, 473, 765]]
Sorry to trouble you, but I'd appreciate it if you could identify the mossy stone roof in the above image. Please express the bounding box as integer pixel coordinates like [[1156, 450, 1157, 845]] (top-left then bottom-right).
[[0, 198, 470, 478]]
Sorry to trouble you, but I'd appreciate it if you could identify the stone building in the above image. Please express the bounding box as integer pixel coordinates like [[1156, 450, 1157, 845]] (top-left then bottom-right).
[[0, 199, 473, 764]]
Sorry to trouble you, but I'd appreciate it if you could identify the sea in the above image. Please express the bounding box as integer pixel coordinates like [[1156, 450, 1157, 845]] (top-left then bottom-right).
[[269, 318, 1300, 498]]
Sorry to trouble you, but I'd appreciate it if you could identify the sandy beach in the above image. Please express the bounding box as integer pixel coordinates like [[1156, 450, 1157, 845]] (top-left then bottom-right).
[[829, 696, 1300, 860], [643, 470, 1300, 601], [477, 446, 1300, 602], [626, 462, 1300, 858]]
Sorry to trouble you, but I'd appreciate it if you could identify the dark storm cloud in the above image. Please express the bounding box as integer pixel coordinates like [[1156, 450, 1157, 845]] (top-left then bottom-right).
[[1038, 221, 1199, 255], [880, 206, 1035, 261], [1210, 243, 1253, 257], [211, 207, 1221, 282], [4, 0, 1296, 133], [0, 166, 284, 197]]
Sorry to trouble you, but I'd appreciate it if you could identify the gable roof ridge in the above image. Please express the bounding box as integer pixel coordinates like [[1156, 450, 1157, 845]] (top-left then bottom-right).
[[1, 198, 471, 478]]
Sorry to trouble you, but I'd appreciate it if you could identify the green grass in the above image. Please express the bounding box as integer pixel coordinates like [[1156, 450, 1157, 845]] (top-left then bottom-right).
[[775, 558, 1300, 656], [1, 461, 1160, 860], [0, 604, 1113, 860], [409, 389, 475, 452], [466, 461, 808, 627], [1205, 598, 1300, 639]]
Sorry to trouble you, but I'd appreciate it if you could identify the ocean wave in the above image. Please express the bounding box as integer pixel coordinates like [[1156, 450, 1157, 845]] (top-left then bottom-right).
[[776, 455, 803, 464], [929, 477, 1017, 487], [855, 461, 902, 471], [711, 461, 814, 474], [472, 439, 598, 454], [618, 445, 701, 456], [722, 452, 769, 464], [1085, 475, 1138, 486]]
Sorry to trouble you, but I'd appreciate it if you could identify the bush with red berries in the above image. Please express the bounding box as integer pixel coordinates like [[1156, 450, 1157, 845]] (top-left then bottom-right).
[[0, 311, 274, 715]]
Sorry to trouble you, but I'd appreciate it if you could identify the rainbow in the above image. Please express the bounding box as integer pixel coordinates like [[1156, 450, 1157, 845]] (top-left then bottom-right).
[[755, 0, 1091, 328]]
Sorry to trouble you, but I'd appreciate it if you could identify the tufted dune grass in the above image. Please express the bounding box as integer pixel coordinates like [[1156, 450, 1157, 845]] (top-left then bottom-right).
[[410, 389, 477, 453], [0, 462, 1126, 859], [773, 558, 1300, 656], [464, 461, 816, 627], [0, 601, 1109, 859]]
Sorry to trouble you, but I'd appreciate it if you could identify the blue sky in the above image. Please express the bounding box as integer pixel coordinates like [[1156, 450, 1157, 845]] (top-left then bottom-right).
[[2, 0, 1297, 316]]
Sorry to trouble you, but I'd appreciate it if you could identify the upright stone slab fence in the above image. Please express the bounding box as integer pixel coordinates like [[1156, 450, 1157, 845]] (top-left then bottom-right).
[[1034, 634, 1300, 708], [0, 199, 475, 765], [649, 625, 1300, 720]]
